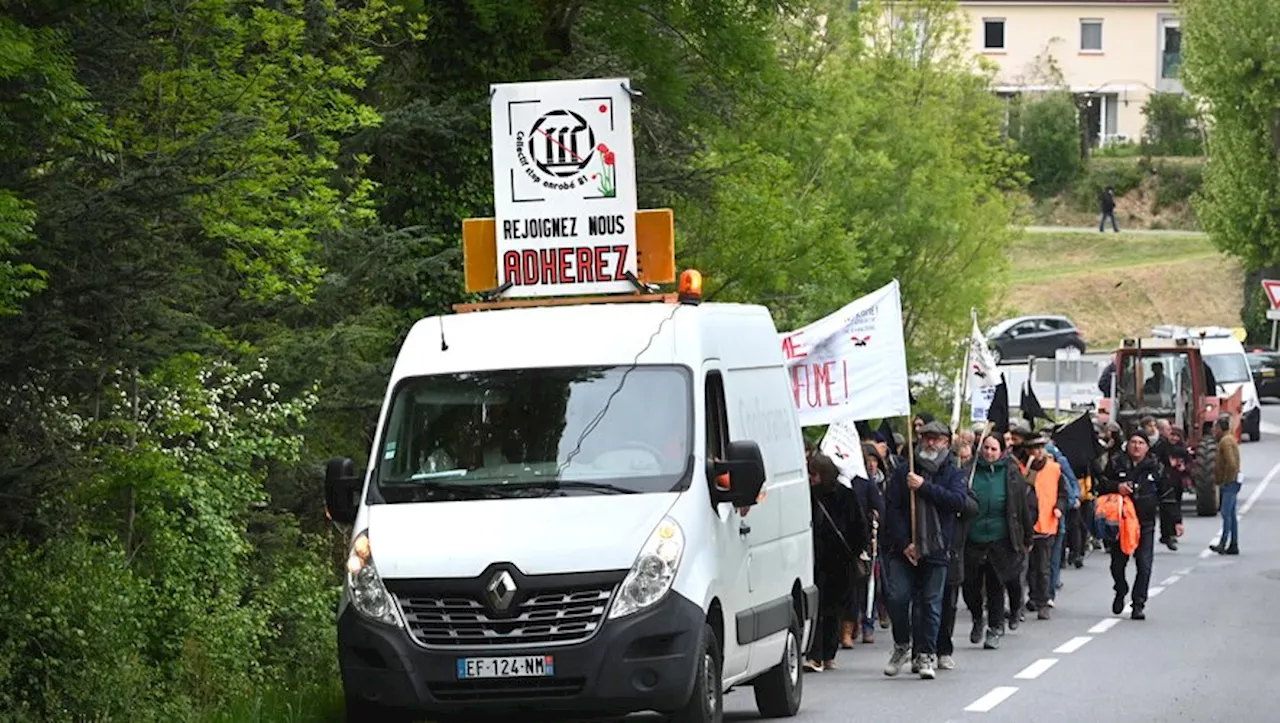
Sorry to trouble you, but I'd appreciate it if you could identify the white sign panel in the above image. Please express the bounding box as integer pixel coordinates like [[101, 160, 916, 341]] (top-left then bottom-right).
[[779, 280, 911, 427], [820, 419, 866, 488], [490, 78, 638, 297], [971, 384, 998, 423]]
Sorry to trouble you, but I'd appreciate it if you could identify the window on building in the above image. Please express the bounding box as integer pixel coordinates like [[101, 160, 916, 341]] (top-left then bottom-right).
[[984, 19, 1005, 50], [1162, 22, 1182, 78], [1081, 20, 1103, 51]]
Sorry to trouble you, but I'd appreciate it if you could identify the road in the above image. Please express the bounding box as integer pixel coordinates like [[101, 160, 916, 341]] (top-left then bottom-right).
[[710, 403, 1279, 723]]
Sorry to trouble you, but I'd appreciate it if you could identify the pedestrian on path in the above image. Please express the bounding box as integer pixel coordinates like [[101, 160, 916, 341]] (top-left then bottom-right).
[[964, 434, 1033, 650], [1099, 185, 1119, 232], [1210, 415, 1241, 556], [882, 421, 968, 680], [1097, 430, 1179, 620]]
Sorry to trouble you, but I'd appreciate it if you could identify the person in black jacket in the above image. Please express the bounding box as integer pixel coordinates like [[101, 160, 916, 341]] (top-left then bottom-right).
[[1096, 430, 1182, 620], [845, 442, 887, 647], [936, 458, 981, 670], [1099, 185, 1118, 232], [881, 421, 969, 680], [805, 453, 869, 672]]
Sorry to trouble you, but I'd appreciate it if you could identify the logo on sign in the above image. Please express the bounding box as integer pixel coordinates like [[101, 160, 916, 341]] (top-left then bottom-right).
[[851, 335, 871, 346], [515, 106, 618, 198]]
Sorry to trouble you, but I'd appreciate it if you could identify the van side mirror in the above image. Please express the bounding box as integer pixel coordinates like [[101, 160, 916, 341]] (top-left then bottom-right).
[[710, 440, 767, 508], [324, 457, 363, 525]]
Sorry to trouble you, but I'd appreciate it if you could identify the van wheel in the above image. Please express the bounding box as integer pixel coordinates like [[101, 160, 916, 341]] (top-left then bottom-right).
[[670, 623, 722, 723], [752, 607, 803, 718]]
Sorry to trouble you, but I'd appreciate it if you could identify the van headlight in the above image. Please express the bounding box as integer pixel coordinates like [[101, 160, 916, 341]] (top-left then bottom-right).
[[609, 516, 684, 619], [346, 529, 401, 627]]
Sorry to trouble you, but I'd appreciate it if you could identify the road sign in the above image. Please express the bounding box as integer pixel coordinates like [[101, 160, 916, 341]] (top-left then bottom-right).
[[489, 77, 639, 298], [1267, 309, 1280, 322], [1263, 279, 1280, 309]]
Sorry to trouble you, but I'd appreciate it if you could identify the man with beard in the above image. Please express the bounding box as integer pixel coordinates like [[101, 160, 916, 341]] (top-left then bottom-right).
[[881, 421, 968, 680]]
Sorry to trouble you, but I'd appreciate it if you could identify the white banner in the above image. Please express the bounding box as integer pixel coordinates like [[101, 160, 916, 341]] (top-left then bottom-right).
[[779, 280, 911, 427], [820, 419, 866, 488], [490, 78, 638, 297], [971, 384, 998, 423], [969, 316, 999, 387]]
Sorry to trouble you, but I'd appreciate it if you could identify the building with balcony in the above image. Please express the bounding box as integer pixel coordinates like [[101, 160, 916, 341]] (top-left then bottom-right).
[[957, 0, 1182, 146]]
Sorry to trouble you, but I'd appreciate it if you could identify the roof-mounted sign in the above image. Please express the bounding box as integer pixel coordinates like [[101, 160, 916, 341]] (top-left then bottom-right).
[[490, 78, 639, 298]]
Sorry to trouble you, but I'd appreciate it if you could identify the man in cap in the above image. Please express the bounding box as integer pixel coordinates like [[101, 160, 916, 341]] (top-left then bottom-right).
[[881, 420, 969, 680], [1011, 425, 1068, 620]]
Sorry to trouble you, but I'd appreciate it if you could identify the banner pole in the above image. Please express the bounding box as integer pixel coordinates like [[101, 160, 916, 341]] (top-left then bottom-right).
[[907, 414, 917, 549]]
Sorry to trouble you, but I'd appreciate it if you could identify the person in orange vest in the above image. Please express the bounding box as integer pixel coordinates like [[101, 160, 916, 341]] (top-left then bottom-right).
[[1011, 427, 1067, 621]]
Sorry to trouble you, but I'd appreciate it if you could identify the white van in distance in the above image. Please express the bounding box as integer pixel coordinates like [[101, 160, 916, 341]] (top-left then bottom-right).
[[325, 285, 816, 722]]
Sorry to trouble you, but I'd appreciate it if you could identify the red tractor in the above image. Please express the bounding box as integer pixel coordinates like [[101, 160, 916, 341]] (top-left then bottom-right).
[[1097, 336, 1242, 516]]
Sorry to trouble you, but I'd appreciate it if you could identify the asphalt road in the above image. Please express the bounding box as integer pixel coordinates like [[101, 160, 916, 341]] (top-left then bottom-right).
[[711, 405, 1280, 723]]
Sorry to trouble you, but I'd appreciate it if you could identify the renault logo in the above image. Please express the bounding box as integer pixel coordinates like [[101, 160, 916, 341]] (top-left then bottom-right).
[[486, 570, 517, 611]]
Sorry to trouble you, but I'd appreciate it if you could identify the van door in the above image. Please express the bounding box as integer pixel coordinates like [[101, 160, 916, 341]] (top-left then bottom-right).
[[705, 367, 752, 678]]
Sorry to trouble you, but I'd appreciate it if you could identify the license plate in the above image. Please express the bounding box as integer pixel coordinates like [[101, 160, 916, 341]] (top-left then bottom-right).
[[456, 655, 555, 679]]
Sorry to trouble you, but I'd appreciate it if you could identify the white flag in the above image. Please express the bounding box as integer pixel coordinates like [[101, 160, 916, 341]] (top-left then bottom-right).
[[969, 317, 999, 388], [779, 280, 911, 427]]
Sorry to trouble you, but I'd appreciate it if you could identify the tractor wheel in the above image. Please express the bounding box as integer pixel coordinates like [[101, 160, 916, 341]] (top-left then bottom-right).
[[1194, 434, 1220, 517]]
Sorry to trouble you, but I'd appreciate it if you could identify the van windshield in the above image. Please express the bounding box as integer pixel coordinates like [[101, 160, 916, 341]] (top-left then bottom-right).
[[373, 365, 693, 500], [1204, 353, 1251, 384]]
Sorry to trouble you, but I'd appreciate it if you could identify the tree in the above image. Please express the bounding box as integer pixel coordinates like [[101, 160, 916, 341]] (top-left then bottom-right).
[[1017, 92, 1082, 197], [1181, 0, 1280, 270]]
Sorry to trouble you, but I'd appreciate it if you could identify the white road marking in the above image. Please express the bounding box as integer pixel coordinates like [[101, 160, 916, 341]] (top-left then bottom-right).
[[1240, 461, 1280, 517], [1089, 618, 1121, 633], [964, 686, 1019, 712], [1148, 586, 1166, 598], [1053, 636, 1093, 654], [1174, 567, 1195, 575], [1014, 658, 1059, 680], [1161, 574, 1182, 585], [1199, 548, 1214, 559]]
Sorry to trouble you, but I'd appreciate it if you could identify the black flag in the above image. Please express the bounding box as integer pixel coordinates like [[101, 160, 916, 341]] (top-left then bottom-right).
[[987, 377, 1010, 435], [854, 420, 873, 440], [1021, 381, 1053, 423], [1051, 413, 1098, 477], [876, 419, 895, 447]]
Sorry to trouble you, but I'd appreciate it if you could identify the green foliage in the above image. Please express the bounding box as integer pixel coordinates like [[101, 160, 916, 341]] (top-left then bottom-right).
[[1150, 160, 1204, 212], [1068, 159, 1146, 210], [1140, 92, 1204, 157], [1017, 92, 1083, 197], [1181, 0, 1280, 271], [0, 0, 1027, 718]]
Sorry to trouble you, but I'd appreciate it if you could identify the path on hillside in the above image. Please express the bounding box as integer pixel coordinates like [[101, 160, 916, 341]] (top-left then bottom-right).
[[1023, 225, 1207, 237]]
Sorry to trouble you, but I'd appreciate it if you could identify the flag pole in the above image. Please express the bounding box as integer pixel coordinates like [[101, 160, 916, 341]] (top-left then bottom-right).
[[907, 413, 917, 548], [967, 421, 995, 489]]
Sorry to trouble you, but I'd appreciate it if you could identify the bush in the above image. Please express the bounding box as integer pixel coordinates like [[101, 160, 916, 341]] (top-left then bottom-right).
[[1069, 160, 1146, 211], [1150, 160, 1204, 211], [1016, 93, 1083, 197], [1141, 93, 1204, 156]]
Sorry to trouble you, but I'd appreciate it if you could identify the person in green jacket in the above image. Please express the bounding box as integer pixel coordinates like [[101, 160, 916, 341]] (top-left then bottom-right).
[[963, 433, 1034, 650]]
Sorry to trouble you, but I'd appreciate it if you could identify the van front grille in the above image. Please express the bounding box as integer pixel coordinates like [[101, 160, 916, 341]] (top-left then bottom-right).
[[397, 587, 614, 648]]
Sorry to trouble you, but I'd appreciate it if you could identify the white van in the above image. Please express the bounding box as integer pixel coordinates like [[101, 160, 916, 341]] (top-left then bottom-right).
[[324, 295, 816, 723], [1152, 326, 1261, 440]]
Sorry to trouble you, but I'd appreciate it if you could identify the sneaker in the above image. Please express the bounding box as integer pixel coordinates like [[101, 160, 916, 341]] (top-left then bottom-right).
[[911, 655, 922, 673], [1047, 599, 1056, 608], [1131, 605, 1146, 621], [1112, 592, 1125, 615], [983, 630, 1002, 650], [969, 616, 985, 645], [938, 655, 955, 671], [803, 659, 823, 673], [1210, 543, 1225, 554], [883, 644, 911, 677], [1037, 606, 1051, 620], [918, 654, 937, 680], [1225, 546, 1240, 555], [1007, 610, 1020, 631], [862, 628, 875, 644], [1165, 539, 1178, 551], [823, 659, 838, 670]]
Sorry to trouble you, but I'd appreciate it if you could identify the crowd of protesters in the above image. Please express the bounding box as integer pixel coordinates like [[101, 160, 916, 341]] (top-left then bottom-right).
[[802, 406, 1236, 678]]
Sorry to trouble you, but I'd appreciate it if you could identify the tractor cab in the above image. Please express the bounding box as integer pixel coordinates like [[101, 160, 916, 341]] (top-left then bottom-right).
[[1097, 336, 1241, 517]]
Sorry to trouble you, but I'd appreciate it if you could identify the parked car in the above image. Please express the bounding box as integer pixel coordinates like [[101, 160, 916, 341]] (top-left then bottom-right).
[[985, 315, 1087, 364], [1247, 347, 1280, 400]]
